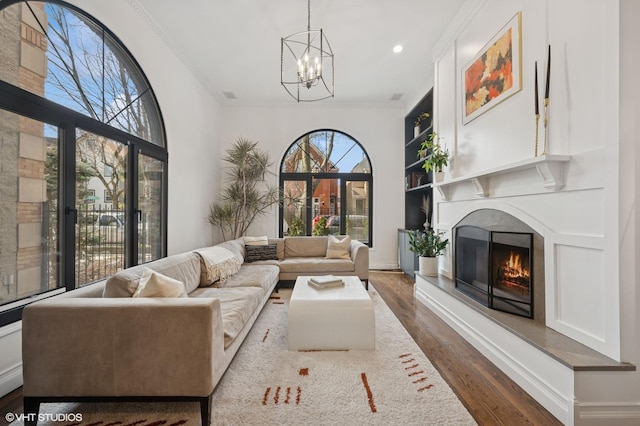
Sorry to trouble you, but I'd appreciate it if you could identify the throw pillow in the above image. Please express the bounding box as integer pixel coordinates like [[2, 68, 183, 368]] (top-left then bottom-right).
[[132, 267, 188, 298], [326, 235, 352, 259], [244, 236, 268, 246], [245, 244, 278, 262]]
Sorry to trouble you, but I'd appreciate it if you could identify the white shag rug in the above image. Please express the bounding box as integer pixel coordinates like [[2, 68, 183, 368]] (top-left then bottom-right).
[[12, 285, 476, 425]]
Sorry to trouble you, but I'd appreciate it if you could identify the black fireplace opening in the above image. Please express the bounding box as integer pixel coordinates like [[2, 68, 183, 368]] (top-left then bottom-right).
[[455, 225, 533, 318]]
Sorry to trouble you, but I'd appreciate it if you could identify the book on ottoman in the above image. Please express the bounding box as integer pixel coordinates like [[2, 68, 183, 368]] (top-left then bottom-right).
[[308, 275, 344, 289]]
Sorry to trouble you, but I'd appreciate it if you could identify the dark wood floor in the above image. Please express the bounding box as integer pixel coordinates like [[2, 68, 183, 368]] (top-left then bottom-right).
[[370, 270, 562, 426], [0, 270, 561, 426]]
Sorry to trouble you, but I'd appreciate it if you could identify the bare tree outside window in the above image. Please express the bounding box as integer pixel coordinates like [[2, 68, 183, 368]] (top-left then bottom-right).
[[280, 130, 372, 244], [0, 1, 165, 318]]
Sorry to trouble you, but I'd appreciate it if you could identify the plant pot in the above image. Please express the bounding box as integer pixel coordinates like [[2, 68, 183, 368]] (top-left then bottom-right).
[[434, 170, 444, 183], [414, 125, 420, 138], [418, 256, 438, 276]]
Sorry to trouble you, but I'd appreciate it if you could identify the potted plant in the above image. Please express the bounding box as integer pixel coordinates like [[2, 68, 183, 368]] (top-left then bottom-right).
[[419, 132, 449, 177], [208, 138, 280, 241], [408, 229, 448, 276], [414, 112, 430, 138]]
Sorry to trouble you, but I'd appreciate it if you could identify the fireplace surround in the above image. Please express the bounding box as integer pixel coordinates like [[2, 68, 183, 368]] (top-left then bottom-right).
[[452, 208, 545, 323]]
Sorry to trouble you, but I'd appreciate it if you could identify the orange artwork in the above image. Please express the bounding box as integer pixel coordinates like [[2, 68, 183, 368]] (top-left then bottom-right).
[[462, 12, 522, 124]]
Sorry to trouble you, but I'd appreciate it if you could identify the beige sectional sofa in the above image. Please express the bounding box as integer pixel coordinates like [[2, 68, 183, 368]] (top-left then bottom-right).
[[251, 235, 369, 288], [21, 235, 368, 425]]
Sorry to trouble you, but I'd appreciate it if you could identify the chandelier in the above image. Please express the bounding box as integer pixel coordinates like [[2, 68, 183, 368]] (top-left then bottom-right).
[[281, 0, 334, 102]]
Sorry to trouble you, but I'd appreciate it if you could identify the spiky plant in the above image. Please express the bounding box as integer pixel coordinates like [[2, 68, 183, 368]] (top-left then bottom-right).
[[208, 138, 280, 241]]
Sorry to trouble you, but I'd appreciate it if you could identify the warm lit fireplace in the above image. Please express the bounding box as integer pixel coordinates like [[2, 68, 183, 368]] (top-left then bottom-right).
[[455, 225, 534, 318]]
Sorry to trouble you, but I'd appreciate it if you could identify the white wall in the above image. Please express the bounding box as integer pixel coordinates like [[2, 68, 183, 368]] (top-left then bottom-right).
[[429, 0, 640, 422], [433, 0, 621, 360], [219, 103, 404, 269], [619, 0, 640, 374], [0, 0, 223, 396]]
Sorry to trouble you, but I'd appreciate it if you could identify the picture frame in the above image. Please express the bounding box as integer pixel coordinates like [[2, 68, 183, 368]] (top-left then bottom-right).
[[462, 11, 522, 125]]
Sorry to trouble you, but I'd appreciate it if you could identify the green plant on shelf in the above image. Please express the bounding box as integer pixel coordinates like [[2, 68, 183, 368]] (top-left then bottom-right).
[[414, 112, 430, 128], [418, 132, 449, 173]]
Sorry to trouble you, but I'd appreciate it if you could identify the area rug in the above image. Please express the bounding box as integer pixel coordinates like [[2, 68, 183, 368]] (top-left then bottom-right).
[[12, 285, 476, 425]]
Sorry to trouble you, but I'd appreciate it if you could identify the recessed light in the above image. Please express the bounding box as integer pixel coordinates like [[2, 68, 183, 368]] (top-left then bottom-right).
[[393, 44, 404, 53]]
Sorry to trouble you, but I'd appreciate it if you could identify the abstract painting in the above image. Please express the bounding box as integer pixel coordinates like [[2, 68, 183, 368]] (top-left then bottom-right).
[[462, 12, 522, 124]]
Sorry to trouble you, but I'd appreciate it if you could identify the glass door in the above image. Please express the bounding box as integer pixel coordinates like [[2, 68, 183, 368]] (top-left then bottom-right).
[[0, 111, 62, 308], [282, 179, 308, 236], [75, 128, 127, 286], [137, 153, 165, 263], [344, 179, 370, 244], [312, 177, 341, 236]]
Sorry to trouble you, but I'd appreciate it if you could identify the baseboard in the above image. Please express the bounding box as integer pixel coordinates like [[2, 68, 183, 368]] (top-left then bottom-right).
[[0, 362, 22, 398], [576, 402, 640, 426], [0, 321, 23, 398], [414, 280, 573, 424], [369, 261, 398, 270]]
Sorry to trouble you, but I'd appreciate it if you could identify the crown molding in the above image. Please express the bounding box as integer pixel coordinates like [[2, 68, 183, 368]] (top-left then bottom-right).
[[220, 99, 405, 110], [126, 0, 224, 105]]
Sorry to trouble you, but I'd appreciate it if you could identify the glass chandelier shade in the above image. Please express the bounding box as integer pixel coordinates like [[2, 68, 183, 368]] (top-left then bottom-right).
[[281, 1, 334, 102]]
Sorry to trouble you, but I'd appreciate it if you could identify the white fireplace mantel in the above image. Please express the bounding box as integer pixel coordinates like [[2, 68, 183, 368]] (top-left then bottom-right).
[[433, 154, 571, 201]]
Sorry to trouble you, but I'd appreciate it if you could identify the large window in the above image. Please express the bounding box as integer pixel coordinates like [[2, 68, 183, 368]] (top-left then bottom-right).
[[0, 1, 166, 325], [280, 130, 372, 245]]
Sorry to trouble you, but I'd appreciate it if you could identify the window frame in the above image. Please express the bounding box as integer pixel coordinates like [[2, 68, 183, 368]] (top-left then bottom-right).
[[0, 0, 167, 326], [279, 129, 373, 246]]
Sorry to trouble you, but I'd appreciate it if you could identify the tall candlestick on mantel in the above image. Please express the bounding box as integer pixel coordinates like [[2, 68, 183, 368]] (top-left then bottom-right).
[[544, 45, 551, 100], [534, 61, 540, 156], [534, 61, 539, 114], [543, 45, 551, 155]]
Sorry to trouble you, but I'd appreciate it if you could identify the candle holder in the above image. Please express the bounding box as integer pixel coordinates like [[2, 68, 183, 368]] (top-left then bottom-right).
[[542, 98, 549, 155], [535, 114, 540, 156]]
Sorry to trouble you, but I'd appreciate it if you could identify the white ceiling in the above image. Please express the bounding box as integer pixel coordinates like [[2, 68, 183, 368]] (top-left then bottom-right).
[[133, 0, 465, 106]]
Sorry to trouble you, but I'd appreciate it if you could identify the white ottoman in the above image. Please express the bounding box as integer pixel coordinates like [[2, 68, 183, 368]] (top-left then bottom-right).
[[288, 276, 375, 350]]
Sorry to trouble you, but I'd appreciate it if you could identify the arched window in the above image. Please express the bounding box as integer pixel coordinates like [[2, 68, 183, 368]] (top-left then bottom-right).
[[0, 0, 166, 325], [280, 130, 373, 246]]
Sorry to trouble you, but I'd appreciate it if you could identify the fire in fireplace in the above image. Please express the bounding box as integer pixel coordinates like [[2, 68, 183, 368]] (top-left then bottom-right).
[[455, 225, 533, 318]]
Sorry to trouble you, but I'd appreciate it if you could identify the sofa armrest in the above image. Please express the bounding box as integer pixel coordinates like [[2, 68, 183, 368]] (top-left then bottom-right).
[[349, 240, 369, 280], [22, 297, 224, 397]]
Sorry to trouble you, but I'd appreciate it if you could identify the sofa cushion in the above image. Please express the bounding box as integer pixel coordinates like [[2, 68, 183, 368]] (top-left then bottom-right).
[[284, 236, 328, 258], [103, 252, 201, 297], [268, 238, 285, 260], [245, 244, 278, 262], [195, 246, 242, 286], [243, 259, 280, 267], [190, 286, 263, 348], [217, 237, 245, 263], [221, 265, 279, 291], [326, 235, 352, 259], [132, 268, 188, 298], [278, 257, 355, 273], [244, 235, 268, 246]]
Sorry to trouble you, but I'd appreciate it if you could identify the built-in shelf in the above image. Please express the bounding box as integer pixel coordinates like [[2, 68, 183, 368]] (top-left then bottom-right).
[[406, 158, 426, 170], [405, 125, 432, 148], [433, 154, 571, 201], [406, 183, 432, 192], [403, 90, 434, 233]]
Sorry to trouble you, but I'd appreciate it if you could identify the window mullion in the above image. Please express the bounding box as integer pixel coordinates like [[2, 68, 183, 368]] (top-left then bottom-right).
[[61, 122, 76, 291]]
